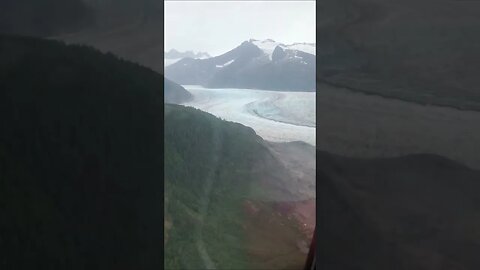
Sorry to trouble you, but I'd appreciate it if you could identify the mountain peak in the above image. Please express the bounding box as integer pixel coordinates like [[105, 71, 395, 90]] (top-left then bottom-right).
[[272, 46, 287, 62], [248, 38, 277, 43], [248, 39, 316, 56], [250, 39, 285, 60]]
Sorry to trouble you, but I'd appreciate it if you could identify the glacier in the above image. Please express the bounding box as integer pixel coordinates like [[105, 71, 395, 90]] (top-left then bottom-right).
[[182, 85, 316, 146]]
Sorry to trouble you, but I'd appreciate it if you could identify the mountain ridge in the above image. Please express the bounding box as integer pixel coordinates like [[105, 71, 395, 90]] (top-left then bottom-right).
[[165, 39, 316, 91]]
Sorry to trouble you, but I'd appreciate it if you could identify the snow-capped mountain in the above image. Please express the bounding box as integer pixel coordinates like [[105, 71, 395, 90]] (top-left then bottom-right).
[[164, 49, 211, 67], [250, 39, 316, 60], [165, 49, 211, 59], [165, 39, 315, 91]]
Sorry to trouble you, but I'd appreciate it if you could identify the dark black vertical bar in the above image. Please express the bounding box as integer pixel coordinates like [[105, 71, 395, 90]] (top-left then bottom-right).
[[304, 227, 316, 270]]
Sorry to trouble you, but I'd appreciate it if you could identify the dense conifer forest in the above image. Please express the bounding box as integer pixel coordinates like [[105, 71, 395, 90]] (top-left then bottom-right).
[[0, 35, 166, 268]]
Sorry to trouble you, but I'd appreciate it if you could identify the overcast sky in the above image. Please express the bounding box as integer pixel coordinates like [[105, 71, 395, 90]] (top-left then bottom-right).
[[165, 1, 315, 56]]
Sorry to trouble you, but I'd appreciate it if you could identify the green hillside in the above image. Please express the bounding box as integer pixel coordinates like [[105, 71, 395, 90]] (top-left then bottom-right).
[[164, 104, 262, 269], [164, 105, 310, 270]]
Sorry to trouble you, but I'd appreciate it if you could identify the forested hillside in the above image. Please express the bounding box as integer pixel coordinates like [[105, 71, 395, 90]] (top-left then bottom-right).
[[164, 105, 309, 269], [165, 104, 262, 269], [0, 35, 167, 268]]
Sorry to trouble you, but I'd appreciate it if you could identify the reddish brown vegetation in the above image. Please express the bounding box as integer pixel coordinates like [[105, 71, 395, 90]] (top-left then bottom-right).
[[273, 199, 315, 238], [241, 199, 314, 270]]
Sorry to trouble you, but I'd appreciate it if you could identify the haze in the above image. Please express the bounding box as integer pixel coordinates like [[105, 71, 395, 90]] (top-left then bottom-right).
[[165, 0, 316, 56]]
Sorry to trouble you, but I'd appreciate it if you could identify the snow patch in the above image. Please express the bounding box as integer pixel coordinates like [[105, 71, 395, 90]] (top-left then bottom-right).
[[250, 39, 316, 59], [251, 40, 285, 60], [216, 59, 235, 68], [197, 54, 210, 60], [286, 43, 316, 55], [293, 51, 303, 59]]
